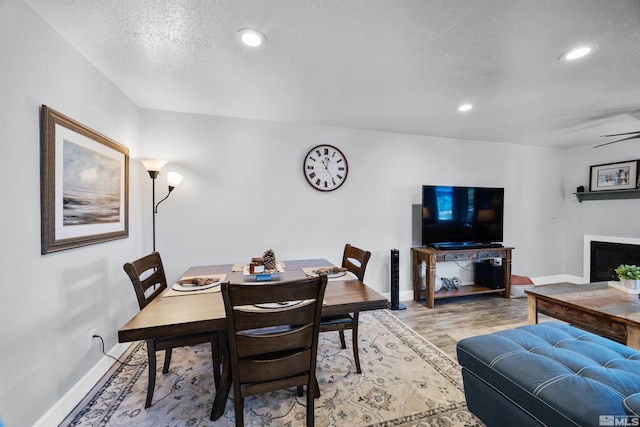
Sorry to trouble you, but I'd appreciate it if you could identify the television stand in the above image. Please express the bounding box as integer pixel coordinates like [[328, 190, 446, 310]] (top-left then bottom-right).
[[411, 246, 513, 309]]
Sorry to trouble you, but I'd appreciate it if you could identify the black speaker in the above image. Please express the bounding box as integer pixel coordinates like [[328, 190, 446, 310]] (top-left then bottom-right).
[[390, 249, 406, 310], [475, 261, 504, 289]]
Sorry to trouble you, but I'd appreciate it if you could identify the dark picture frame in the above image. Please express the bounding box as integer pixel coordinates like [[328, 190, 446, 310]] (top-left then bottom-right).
[[40, 105, 129, 254], [589, 160, 639, 192]]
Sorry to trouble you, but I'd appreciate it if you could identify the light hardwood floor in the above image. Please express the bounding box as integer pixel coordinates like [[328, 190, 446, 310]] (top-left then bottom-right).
[[388, 293, 551, 361]]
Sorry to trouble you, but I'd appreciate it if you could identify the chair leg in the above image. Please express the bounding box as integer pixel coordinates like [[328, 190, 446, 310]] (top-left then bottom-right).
[[162, 348, 172, 373], [145, 340, 157, 408], [210, 331, 232, 421], [307, 380, 315, 427], [352, 312, 361, 374], [234, 394, 244, 427], [211, 335, 221, 386], [338, 330, 347, 349]]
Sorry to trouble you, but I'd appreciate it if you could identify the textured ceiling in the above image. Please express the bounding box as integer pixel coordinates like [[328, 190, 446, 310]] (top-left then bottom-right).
[[25, 0, 640, 148]]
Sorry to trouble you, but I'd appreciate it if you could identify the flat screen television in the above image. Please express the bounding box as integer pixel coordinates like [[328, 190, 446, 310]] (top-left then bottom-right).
[[421, 185, 504, 249]]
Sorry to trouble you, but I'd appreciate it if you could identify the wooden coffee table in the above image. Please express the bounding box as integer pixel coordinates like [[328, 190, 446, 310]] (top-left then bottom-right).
[[525, 282, 640, 349]]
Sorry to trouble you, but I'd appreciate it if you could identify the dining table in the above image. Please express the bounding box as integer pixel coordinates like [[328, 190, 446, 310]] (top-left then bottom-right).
[[118, 258, 390, 420]]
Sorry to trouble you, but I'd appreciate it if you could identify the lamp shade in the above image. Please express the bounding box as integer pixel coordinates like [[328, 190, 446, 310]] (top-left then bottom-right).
[[139, 158, 168, 172], [167, 172, 183, 188]]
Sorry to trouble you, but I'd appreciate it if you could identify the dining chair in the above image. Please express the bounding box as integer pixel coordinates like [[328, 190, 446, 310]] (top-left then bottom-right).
[[221, 275, 328, 427], [319, 243, 371, 374], [123, 251, 220, 408]]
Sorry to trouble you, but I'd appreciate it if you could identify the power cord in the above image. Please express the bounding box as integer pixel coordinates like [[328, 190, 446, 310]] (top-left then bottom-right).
[[455, 260, 474, 271], [93, 334, 146, 367]]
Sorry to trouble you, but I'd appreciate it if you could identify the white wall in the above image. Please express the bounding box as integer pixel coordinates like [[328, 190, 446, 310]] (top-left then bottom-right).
[[139, 109, 567, 293], [0, 2, 142, 426]]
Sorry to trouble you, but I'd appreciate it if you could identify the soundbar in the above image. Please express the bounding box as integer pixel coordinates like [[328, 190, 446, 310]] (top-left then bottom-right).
[[432, 243, 503, 250]]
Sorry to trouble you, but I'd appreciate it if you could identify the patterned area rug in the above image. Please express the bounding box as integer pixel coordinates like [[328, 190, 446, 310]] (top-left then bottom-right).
[[61, 310, 481, 426]]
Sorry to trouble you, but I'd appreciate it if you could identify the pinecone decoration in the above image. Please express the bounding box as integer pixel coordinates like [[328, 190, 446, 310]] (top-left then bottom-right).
[[262, 249, 277, 271]]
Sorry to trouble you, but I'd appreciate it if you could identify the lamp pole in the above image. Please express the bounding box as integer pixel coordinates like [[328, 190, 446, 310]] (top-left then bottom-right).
[[148, 170, 159, 252], [139, 159, 182, 253]]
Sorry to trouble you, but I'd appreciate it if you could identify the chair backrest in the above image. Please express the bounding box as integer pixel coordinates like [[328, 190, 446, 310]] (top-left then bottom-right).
[[221, 275, 328, 397], [123, 251, 168, 310], [342, 243, 372, 282]]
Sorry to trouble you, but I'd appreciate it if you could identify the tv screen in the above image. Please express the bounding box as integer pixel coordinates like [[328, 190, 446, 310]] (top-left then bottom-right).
[[421, 185, 504, 248]]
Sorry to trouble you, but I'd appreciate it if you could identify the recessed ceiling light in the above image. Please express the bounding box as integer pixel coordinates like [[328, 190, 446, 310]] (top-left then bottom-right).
[[457, 104, 473, 112], [236, 28, 266, 48], [559, 44, 598, 61]]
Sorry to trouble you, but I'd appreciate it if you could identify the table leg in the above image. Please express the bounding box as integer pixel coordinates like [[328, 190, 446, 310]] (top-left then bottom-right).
[[527, 294, 538, 324], [210, 331, 231, 421], [626, 325, 640, 350], [426, 256, 436, 309]]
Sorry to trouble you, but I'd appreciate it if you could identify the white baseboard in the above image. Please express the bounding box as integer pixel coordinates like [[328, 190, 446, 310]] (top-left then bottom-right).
[[33, 342, 130, 427], [531, 274, 586, 285], [381, 290, 412, 303]]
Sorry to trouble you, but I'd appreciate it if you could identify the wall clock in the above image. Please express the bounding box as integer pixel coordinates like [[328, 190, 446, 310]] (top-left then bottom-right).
[[303, 144, 348, 192]]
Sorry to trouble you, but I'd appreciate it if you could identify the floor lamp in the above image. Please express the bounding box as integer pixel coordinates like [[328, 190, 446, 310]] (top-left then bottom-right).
[[140, 158, 183, 252]]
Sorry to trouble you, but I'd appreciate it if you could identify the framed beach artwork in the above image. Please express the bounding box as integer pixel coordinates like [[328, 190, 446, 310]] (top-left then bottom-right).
[[40, 105, 129, 254], [589, 160, 639, 192]]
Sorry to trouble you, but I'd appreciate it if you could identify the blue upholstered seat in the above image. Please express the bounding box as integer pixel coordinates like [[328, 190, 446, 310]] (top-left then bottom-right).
[[457, 322, 640, 427]]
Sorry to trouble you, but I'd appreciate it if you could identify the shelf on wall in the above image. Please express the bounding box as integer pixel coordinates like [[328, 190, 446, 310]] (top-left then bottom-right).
[[575, 189, 640, 202]]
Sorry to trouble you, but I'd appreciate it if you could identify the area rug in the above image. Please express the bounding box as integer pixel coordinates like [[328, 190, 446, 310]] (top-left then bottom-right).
[[61, 310, 481, 426]]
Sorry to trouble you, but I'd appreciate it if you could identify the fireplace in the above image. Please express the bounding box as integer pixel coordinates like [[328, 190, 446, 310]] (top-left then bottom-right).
[[590, 240, 640, 282]]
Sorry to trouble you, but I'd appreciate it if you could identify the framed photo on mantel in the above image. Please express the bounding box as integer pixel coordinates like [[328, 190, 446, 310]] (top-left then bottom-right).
[[589, 160, 639, 192], [40, 105, 129, 254]]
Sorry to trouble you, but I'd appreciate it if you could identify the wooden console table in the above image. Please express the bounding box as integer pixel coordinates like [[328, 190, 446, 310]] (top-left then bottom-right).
[[411, 246, 513, 308]]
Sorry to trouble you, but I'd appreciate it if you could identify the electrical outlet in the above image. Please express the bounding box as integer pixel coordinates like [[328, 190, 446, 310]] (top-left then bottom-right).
[[89, 328, 97, 350]]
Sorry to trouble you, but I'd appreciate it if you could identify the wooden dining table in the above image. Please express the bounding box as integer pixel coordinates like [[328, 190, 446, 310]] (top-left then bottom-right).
[[118, 258, 389, 420]]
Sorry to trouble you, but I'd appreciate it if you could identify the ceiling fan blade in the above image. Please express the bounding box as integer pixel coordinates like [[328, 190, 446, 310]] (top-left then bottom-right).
[[594, 133, 640, 148], [601, 130, 640, 137]]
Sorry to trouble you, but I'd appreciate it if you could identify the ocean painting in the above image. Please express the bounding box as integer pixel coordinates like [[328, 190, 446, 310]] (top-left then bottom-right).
[[63, 140, 121, 226]]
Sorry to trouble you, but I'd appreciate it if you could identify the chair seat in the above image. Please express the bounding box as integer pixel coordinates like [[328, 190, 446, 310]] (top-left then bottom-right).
[[154, 332, 216, 350], [320, 314, 353, 326]]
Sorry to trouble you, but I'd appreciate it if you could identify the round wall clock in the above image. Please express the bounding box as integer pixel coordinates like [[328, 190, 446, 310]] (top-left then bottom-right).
[[303, 144, 349, 192]]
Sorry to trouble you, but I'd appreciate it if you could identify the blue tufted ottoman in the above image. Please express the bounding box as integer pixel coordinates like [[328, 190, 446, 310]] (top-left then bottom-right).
[[456, 322, 640, 427]]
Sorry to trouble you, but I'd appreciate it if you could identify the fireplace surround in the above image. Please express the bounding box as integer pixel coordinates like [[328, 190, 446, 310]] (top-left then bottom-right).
[[584, 235, 640, 282]]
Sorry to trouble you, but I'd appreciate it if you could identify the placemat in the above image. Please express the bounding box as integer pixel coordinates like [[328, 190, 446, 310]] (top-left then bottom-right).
[[163, 274, 226, 297], [302, 267, 357, 281]]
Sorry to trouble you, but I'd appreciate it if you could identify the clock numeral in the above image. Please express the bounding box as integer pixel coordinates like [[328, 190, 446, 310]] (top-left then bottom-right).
[[337, 174, 343, 180], [309, 172, 316, 179], [336, 159, 343, 163], [315, 150, 321, 157], [307, 165, 314, 170], [338, 167, 345, 171], [315, 178, 321, 186], [323, 148, 329, 155], [324, 181, 328, 188]]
